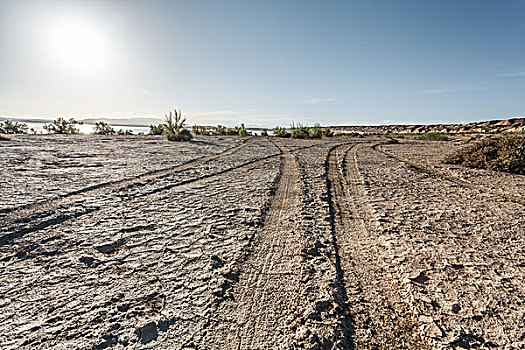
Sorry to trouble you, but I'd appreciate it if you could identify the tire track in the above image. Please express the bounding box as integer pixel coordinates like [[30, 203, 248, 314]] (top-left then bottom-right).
[[1, 144, 282, 266], [0, 139, 285, 349], [207, 139, 304, 349], [1, 138, 254, 223], [1, 139, 285, 247], [326, 144, 430, 348], [373, 143, 525, 206]]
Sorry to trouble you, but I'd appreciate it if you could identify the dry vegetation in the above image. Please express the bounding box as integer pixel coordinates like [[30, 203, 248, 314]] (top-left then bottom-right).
[[445, 135, 525, 174]]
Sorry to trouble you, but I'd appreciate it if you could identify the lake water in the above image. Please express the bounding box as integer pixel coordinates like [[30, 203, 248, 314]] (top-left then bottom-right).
[[21, 121, 151, 135]]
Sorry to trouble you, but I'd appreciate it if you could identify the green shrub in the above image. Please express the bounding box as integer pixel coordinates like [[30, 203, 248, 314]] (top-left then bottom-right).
[[418, 133, 449, 141], [193, 125, 210, 136], [214, 125, 227, 136], [163, 109, 193, 141], [0, 120, 28, 134], [93, 122, 115, 135], [44, 117, 82, 134], [192, 124, 251, 137], [444, 136, 525, 174], [166, 128, 192, 141], [149, 124, 166, 135], [273, 126, 290, 138], [322, 127, 333, 137], [309, 123, 323, 139], [290, 123, 310, 139], [238, 123, 250, 137]]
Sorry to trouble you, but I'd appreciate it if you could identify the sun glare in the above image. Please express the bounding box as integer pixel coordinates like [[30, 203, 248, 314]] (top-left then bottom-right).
[[46, 18, 113, 75]]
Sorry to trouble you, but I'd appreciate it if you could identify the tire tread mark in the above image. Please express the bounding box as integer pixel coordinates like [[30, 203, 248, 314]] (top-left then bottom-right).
[[327, 143, 430, 348], [2, 138, 255, 221]]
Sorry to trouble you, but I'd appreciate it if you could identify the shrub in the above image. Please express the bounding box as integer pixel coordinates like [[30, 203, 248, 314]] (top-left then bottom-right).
[[273, 126, 290, 138], [214, 125, 227, 136], [149, 124, 166, 135], [193, 125, 210, 136], [260, 129, 268, 136], [44, 117, 82, 134], [418, 133, 448, 141], [290, 123, 310, 139], [163, 109, 193, 141], [322, 127, 333, 137], [238, 123, 250, 137], [444, 135, 525, 174], [93, 122, 116, 135], [309, 123, 323, 139], [117, 129, 134, 135], [0, 120, 28, 134], [192, 124, 251, 137]]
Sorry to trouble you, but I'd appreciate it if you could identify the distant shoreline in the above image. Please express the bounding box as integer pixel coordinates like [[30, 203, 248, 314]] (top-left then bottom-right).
[[2, 116, 524, 133]]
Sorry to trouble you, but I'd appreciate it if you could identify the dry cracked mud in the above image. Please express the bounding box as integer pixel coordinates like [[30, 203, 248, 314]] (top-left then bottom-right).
[[0, 134, 523, 349]]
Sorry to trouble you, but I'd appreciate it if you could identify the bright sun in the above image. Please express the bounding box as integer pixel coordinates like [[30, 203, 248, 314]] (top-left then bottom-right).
[[46, 18, 113, 75]]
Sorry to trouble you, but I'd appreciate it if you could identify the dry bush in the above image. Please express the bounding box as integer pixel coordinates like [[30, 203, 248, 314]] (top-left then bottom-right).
[[444, 135, 525, 174]]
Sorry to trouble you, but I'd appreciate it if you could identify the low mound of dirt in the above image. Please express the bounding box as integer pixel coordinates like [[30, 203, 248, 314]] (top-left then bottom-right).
[[444, 135, 525, 174]]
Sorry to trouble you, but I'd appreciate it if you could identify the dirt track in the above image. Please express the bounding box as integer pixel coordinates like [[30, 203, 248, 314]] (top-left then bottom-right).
[[0, 135, 523, 349]]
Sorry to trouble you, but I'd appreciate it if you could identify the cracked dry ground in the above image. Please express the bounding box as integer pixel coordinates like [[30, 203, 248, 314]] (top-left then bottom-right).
[[1, 135, 524, 349]]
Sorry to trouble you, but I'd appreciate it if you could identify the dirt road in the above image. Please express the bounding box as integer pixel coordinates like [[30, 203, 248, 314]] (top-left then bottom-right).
[[0, 135, 523, 349]]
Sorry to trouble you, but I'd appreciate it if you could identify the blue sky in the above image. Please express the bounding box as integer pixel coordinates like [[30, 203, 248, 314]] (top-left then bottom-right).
[[1, 0, 525, 127]]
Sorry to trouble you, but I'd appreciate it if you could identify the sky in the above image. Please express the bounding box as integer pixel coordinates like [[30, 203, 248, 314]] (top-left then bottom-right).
[[1, 0, 525, 127]]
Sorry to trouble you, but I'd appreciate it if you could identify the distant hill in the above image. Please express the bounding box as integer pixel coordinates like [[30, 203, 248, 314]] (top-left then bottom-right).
[[331, 117, 525, 134]]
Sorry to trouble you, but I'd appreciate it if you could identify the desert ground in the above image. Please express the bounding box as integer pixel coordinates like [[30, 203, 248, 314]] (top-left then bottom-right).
[[0, 134, 523, 349]]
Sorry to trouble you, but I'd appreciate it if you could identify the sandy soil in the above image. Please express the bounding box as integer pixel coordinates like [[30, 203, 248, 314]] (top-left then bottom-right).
[[0, 135, 523, 349]]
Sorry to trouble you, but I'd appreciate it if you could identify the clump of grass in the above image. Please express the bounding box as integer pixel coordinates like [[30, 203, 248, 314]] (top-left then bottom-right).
[[444, 135, 525, 174], [44, 117, 82, 134], [418, 132, 449, 141]]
